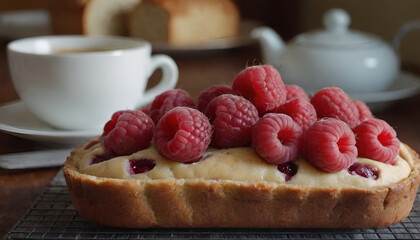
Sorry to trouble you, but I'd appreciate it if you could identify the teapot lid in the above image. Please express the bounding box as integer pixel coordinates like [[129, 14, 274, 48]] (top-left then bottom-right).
[[297, 9, 380, 47]]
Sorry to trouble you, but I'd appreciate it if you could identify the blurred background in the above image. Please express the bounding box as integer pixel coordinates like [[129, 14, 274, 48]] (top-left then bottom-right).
[[1, 0, 420, 68], [1, 2, 420, 237]]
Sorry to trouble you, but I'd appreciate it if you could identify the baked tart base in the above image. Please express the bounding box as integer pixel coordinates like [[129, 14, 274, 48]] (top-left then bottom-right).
[[63, 141, 420, 228]]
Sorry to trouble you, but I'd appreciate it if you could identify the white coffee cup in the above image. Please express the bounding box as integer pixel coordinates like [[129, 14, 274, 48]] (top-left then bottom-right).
[[7, 35, 178, 130]]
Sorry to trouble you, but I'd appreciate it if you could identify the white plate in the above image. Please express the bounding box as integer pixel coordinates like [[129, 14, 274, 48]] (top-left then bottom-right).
[[151, 20, 260, 53], [348, 71, 420, 112], [0, 101, 101, 147], [0, 9, 52, 40]]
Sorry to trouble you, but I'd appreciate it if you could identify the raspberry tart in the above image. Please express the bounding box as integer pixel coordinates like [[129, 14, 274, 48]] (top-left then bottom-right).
[[64, 65, 420, 228]]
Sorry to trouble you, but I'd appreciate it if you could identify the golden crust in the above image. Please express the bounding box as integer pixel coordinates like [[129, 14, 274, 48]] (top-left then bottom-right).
[[145, 0, 239, 16], [63, 143, 420, 228], [48, 0, 140, 35], [128, 0, 240, 44]]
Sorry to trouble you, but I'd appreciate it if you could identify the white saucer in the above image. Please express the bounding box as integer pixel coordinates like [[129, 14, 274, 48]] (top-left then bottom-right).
[[151, 20, 260, 53], [348, 71, 420, 112], [0, 101, 101, 147]]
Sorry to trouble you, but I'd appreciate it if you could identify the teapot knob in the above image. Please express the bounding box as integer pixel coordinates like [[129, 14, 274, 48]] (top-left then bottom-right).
[[323, 8, 350, 34]]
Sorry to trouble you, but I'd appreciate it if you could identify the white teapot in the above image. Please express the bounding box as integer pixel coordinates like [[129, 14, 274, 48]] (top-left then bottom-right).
[[251, 8, 413, 94]]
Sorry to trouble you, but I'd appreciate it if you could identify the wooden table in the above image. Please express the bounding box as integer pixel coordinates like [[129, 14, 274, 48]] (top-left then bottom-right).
[[1, 39, 420, 239]]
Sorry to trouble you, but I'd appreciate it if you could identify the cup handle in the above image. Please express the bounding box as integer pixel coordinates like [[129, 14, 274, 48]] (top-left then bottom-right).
[[393, 21, 420, 58], [139, 55, 179, 107]]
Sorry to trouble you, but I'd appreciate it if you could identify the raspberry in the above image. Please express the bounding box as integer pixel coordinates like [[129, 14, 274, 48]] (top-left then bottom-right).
[[310, 87, 360, 129], [101, 110, 154, 156], [353, 118, 400, 164], [205, 94, 259, 148], [252, 113, 303, 164], [129, 158, 156, 174], [272, 98, 317, 132], [347, 162, 379, 180], [232, 65, 286, 115], [353, 99, 373, 123], [303, 118, 357, 173], [138, 105, 151, 115], [197, 85, 239, 113], [149, 89, 195, 124], [277, 161, 299, 181], [154, 107, 211, 163], [90, 154, 114, 165], [285, 84, 309, 101], [102, 110, 125, 136]]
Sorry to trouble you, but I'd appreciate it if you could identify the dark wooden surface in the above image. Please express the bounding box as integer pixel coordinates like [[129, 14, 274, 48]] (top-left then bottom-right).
[[1, 38, 420, 240]]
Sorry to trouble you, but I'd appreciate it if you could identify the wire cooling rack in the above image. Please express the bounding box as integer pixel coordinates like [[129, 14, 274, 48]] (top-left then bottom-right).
[[6, 170, 420, 240]]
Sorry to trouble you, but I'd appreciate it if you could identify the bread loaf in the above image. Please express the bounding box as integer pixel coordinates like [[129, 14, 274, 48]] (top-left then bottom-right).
[[48, 0, 240, 45], [63, 140, 420, 228], [47, 0, 140, 35], [127, 0, 240, 45]]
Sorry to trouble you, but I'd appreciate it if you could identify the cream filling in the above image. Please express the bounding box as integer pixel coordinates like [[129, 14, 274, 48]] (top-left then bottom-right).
[[74, 139, 414, 189]]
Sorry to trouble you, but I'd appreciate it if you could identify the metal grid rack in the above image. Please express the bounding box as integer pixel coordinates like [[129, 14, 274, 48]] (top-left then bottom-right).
[[6, 171, 420, 240]]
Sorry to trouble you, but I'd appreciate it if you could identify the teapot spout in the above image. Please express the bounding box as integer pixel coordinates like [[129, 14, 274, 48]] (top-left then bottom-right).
[[251, 27, 285, 68]]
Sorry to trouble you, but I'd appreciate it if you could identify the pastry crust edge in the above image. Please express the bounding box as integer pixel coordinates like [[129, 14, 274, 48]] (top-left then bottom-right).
[[63, 143, 420, 228]]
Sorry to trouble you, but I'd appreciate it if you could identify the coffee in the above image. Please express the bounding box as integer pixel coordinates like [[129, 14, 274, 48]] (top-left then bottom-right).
[[54, 48, 112, 54]]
